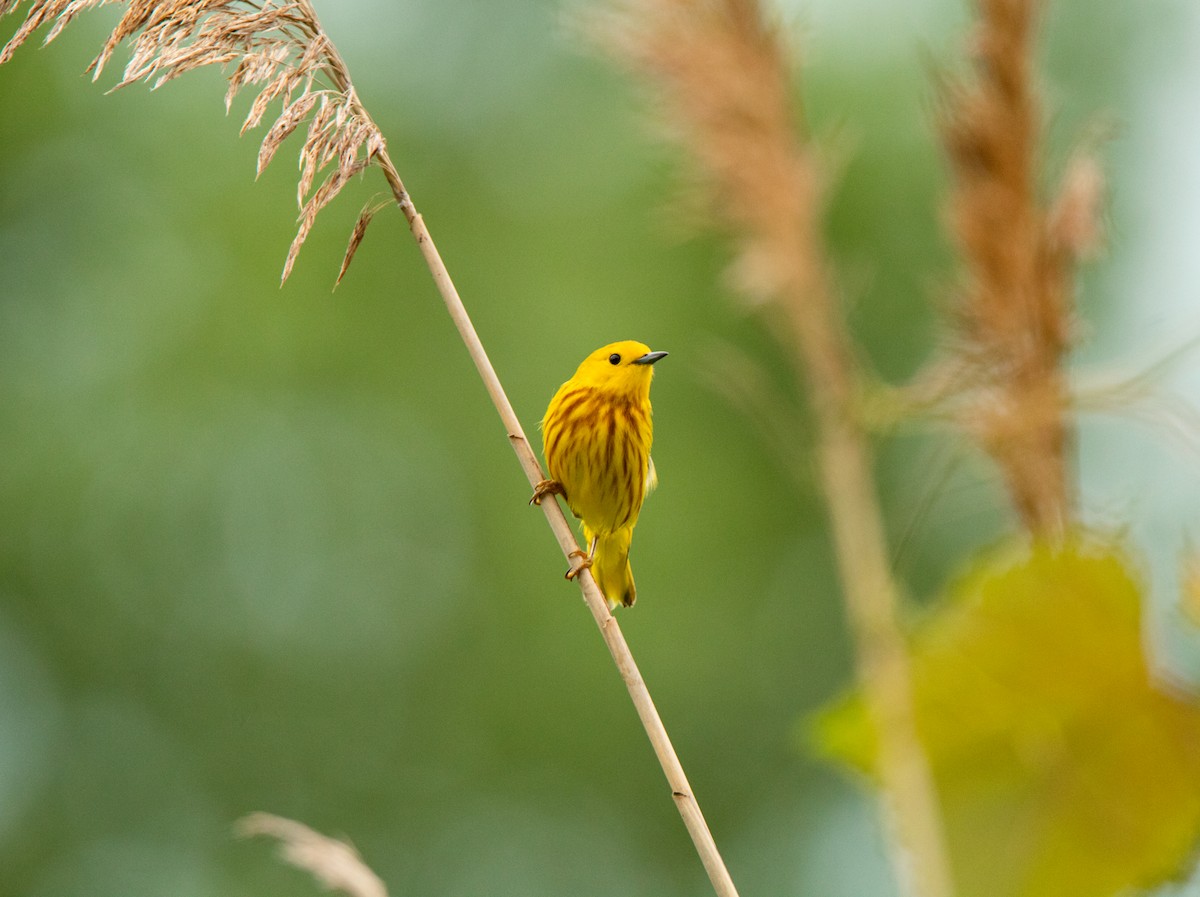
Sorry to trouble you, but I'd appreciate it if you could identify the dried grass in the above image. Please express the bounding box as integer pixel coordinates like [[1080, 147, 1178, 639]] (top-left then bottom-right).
[[0, 0, 385, 283], [593, 0, 826, 314], [237, 812, 388, 897], [937, 0, 1104, 536]]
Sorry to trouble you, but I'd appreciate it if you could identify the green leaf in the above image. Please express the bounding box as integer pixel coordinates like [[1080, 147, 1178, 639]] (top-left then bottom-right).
[[812, 539, 1200, 897]]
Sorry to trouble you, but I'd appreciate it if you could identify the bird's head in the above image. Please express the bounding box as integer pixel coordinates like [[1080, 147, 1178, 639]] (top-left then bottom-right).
[[572, 340, 668, 398]]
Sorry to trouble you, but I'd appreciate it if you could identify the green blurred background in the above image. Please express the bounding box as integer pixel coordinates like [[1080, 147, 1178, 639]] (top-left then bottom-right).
[[1, 1, 1199, 895]]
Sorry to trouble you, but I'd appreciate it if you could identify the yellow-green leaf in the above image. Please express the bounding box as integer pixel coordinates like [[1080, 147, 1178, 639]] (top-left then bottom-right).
[[812, 538, 1200, 897]]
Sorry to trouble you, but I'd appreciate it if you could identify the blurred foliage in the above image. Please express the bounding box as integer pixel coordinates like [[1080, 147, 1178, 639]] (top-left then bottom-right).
[[1, 1, 1199, 897], [815, 540, 1200, 897]]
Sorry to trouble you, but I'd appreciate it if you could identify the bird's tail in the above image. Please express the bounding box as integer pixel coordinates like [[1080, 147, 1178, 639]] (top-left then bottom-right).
[[583, 525, 636, 609]]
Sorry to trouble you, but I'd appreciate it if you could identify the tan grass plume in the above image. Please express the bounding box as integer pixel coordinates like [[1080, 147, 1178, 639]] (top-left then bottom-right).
[[237, 812, 388, 897], [0, 0, 384, 283], [936, 0, 1104, 537], [595, 0, 826, 314]]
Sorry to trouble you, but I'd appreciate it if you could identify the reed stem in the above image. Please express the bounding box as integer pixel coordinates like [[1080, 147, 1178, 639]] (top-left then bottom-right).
[[374, 137, 742, 897]]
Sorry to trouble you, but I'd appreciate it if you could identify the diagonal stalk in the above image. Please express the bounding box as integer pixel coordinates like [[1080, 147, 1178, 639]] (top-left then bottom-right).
[[377, 150, 741, 897], [297, 10, 740, 885], [304, 15, 746, 880]]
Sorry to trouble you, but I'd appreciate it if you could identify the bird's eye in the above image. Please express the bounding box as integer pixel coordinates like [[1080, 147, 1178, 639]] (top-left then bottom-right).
[[609, 353, 621, 365]]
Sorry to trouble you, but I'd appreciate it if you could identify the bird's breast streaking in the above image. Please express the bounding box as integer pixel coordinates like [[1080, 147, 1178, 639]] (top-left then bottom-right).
[[531, 340, 668, 608]]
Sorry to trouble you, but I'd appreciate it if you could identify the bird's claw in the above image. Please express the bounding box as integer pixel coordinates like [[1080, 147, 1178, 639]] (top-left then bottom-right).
[[564, 549, 592, 581], [530, 478, 565, 506]]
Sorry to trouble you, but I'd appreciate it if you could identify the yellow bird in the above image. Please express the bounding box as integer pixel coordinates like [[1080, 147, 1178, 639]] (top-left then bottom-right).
[[532, 340, 668, 609]]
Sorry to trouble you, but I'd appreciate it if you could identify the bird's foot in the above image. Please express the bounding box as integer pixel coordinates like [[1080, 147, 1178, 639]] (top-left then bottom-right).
[[529, 478, 565, 506], [564, 549, 592, 581]]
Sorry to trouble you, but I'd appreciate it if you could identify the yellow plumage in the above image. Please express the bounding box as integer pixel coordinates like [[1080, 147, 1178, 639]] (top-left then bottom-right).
[[537, 340, 667, 609]]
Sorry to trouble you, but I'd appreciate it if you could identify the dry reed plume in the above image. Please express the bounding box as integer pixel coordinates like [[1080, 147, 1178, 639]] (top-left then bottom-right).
[[596, 0, 824, 311], [238, 813, 388, 897], [594, 3, 955, 897], [936, 0, 1103, 538], [0, 3, 741, 895], [0, 0, 384, 283]]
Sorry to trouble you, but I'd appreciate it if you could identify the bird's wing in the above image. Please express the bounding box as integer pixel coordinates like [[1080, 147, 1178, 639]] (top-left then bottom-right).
[[645, 456, 658, 494]]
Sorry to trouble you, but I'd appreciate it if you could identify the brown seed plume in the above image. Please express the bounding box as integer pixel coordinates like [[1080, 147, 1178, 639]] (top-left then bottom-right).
[[594, 0, 827, 315], [0, 0, 386, 283], [938, 0, 1103, 537]]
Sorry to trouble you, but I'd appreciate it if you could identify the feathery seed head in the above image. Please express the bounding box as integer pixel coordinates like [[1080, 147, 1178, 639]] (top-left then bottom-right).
[[570, 340, 667, 399], [0, 0, 387, 285]]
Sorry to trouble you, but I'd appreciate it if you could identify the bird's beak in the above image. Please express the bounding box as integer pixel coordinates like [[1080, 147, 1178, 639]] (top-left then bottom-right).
[[632, 350, 669, 365]]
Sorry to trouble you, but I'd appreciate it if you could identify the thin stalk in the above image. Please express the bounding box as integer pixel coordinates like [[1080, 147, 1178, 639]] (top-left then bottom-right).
[[785, 270, 955, 897], [293, 4, 739, 888], [367, 112, 743, 897]]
